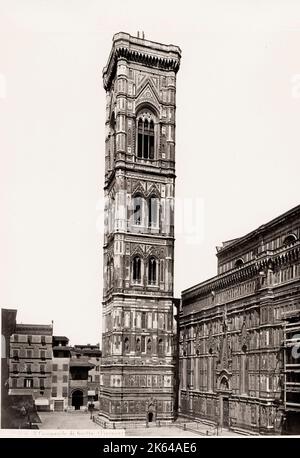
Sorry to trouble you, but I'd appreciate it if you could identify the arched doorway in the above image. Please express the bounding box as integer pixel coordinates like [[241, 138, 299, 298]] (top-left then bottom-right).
[[148, 411, 153, 423], [72, 390, 83, 410]]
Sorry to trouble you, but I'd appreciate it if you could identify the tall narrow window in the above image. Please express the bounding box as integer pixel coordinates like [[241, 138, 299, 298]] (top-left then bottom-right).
[[27, 349, 32, 358], [141, 312, 146, 329], [136, 338, 141, 352], [148, 196, 158, 228], [149, 120, 154, 159], [109, 113, 116, 169], [107, 259, 111, 288], [133, 257, 142, 283], [241, 345, 248, 395], [137, 115, 155, 160], [158, 338, 164, 356], [207, 348, 213, 392], [147, 338, 152, 354], [133, 195, 142, 225], [148, 257, 157, 285], [138, 119, 143, 158], [24, 378, 33, 388], [12, 349, 19, 360], [124, 337, 129, 353]]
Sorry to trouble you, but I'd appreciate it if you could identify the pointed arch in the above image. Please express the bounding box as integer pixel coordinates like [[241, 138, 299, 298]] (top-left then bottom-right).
[[148, 195, 159, 228], [148, 256, 158, 285], [136, 106, 157, 160], [132, 256, 142, 284]]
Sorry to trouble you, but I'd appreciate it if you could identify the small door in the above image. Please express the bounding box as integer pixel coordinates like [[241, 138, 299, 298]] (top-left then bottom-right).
[[222, 397, 229, 427], [54, 400, 64, 412]]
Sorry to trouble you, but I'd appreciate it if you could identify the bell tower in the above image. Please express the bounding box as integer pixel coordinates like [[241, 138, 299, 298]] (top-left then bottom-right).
[[99, 32, 181, 423]]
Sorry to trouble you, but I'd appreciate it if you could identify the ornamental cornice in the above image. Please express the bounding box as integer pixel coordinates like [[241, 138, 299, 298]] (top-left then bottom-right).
[[103, 34, 181, 91], [183, 245, 300, 303]]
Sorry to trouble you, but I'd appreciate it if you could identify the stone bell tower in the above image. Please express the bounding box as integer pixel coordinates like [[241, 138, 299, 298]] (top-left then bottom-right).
[[98, 32, 181, 424]]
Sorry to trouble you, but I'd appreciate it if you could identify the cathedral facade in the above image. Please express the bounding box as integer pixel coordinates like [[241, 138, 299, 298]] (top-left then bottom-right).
[[179, 205, 300, 434], [99, 32, 181, 423]]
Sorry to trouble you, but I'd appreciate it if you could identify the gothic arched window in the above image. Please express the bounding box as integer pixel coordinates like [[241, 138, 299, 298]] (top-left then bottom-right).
[[136, 338, 141, 352], [158, 338, 164, 356], [148, 196, 159, 228], [148, 257, 157, 285], [133, 256, 142, 284], [133, 195, 143, 226], [241, 344, 248, 395], [124, 337, 129, 353], [147, 338, 152, 354], [109, 112, 116, 169], [137, 114, 155, 160]]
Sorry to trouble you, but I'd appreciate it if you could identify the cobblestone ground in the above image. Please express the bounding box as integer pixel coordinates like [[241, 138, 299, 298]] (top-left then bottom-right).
[[125, 423, 243, 437], [38, 412, 243, 437], [38, 411, 102, 430], [125, 426, 200, 437]]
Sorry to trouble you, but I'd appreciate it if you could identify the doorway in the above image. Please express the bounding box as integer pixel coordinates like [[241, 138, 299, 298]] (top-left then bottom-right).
[[148, 411, 153, 423], [72, 390, 83, 410]]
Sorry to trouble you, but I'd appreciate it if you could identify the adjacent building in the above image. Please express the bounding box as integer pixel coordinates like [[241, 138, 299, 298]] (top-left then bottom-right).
[[8, 322, 53, 411], [1, 309, 17, 427], [3, 313, 101, 415], [179, 205, 300, 434], [50, 336, 71, 411], [73, 344, 101, 403], [282, 310, 300, 434], [51, 339, 101, 411], [99, 32, 181, 424]]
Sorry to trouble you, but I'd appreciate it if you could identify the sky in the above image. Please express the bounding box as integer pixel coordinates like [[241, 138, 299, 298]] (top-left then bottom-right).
[[1, 0, 300, 346]]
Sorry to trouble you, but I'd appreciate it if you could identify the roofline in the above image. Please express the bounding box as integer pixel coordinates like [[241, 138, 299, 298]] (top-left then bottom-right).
[[217, 204, 300, 255]]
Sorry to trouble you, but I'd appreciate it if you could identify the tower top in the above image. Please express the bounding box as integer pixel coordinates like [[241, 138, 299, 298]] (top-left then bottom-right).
[[103, 32, 181, 90]]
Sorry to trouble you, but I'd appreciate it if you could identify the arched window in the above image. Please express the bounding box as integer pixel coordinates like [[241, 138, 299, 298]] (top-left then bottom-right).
[[107, 259, 111, 288], [147, 338, 152, 354], [148, 257, 157, 285], [137, 115, 155, 159], [241, 345, 248, 395], [207, 348, 213, 392], [158, 338, 164, 356], [220, 376, 229, 390], [124, 337, 129, 353], [148, 196, 159, 228], [283, 234, 297, 247], [133, 256, 142, 284], [107, 258, 113, 289], [136, 338, 141, 352], [133, 195, 143, 226], [109, 113, 116, 169], [235, 258, 244, 268]]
